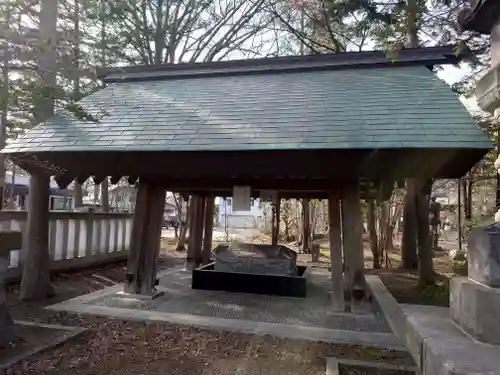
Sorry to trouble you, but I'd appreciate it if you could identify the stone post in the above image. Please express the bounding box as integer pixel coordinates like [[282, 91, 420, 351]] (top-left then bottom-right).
[[0, 231, 22, 345], [0, 250, 15, 345]]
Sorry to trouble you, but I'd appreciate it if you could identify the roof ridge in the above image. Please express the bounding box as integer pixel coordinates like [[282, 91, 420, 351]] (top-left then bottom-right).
[[99, 45, 465, 84]]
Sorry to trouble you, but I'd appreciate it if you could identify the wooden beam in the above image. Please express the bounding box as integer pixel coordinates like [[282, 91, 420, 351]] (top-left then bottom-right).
[[54, 174, 73, 189], [202, 195, 214, 265], [328, 189, 345, 312], [76, 175, 88, 184], [92, 175, 105, 185]]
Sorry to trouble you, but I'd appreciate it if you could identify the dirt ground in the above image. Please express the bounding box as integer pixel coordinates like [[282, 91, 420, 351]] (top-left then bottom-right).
[[1, 241, 413, 375], [312, 237, 455, 307]]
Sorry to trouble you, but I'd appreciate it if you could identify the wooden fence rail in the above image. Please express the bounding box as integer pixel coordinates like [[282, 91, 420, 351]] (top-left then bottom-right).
[[0, 210, 134, 280]]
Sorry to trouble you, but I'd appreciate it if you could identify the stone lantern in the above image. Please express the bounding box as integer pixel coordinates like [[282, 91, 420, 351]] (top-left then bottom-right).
[[461, 1, 500, 217], [452, 0, 500, 345]]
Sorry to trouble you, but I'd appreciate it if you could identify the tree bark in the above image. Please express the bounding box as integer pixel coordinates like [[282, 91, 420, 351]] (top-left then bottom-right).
[[21, 173, 53, 300], [367, 199, 380, 269]]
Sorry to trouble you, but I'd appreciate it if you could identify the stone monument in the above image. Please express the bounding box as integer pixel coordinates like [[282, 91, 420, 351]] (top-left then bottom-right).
[[213, 241, 297, 276], [0, 231, 23, 346]]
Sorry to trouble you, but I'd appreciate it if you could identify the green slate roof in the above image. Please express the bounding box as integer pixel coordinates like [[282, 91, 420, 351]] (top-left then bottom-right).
[[3, 65, 491, 154]]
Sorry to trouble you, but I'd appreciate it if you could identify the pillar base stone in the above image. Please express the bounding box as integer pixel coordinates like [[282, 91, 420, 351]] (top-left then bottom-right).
[[117, 288, 164, 301]]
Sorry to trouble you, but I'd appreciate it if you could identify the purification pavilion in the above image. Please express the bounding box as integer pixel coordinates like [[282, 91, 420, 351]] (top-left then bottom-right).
[[1, 46, 491, 310]]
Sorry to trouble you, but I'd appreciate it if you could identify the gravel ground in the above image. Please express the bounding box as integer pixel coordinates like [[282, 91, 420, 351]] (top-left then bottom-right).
[[3, 317, 413, 375], [0, 325, 63, 366], [1, 247, 413, 374]]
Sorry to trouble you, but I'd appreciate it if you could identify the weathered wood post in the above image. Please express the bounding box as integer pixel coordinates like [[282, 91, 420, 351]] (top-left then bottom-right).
[[194, 195, 206, 267], [271, 196, 281, 246], [124, 181, 166, 297], [202, 194, 214, 265], [328, 190, 345, 311], [20, 172, 53, 300], [341, 180, 365, 308], [302, 198, 311, 253], [186, 195, 199, 270]]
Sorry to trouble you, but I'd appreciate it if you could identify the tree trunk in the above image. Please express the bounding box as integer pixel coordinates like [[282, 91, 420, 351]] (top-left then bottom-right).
[[416, 189, 434, 286], [367, 199, 380, 268], [402, 180, 418, 269]]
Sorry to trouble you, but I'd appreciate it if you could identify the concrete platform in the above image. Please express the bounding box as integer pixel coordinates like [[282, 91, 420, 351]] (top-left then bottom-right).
[[402, 304, 500, 375], [367, 275, 500, 375], [46, 265, 405, 349]]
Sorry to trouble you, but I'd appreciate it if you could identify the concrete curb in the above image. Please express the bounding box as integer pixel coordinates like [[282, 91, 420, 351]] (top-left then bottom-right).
[[365, 275, 408, 341], [0, 321, 87, 372], [326, 357, 418, 375]]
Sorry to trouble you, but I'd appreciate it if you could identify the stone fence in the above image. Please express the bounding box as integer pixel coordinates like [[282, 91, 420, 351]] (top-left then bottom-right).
[[0, 210, 134, 281]]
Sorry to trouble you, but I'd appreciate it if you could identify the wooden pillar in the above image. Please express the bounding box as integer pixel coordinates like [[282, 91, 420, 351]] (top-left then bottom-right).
[[186, 195, 198, 270], [302, 198, 311, 253], [194, 195, 206, 267], [20, 172, 53, 300], [341, 180, 365, 304], [101, 178, 109, 212], [202, 194, 214, 265], [124, 182, 166, 296], [328, 190, 345, 311], [272, 197, 281, 246]]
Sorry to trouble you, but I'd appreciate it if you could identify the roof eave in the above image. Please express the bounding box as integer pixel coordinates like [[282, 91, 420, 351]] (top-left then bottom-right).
[[98, 45, 468, 84], [461, 0, 500, 34]]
